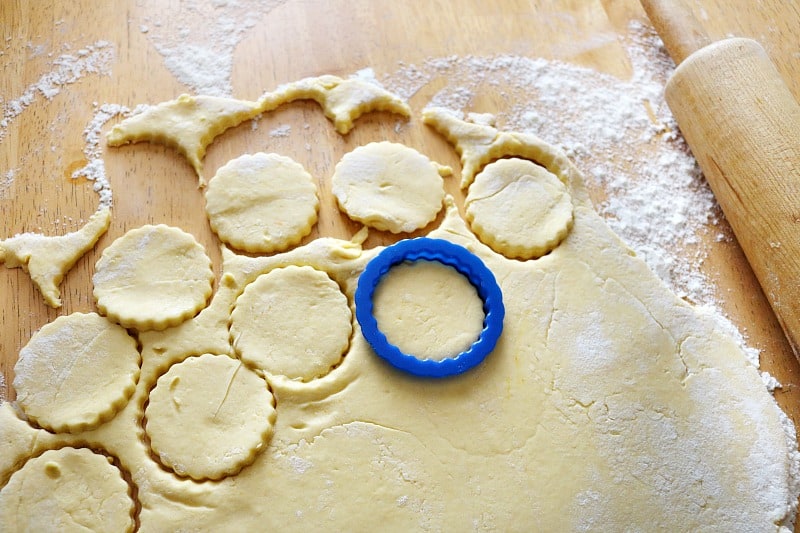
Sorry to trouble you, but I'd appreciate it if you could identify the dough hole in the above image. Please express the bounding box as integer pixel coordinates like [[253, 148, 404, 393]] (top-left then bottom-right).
[[372, 260, 485, 361]]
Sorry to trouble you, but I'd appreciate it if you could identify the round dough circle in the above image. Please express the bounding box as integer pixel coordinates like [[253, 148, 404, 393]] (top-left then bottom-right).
[[0, 447, 134, 532], [373, 260, 485, 361], [331, 141, 445, 233], [205, 152, 319, 253], [466, 158, 574, 259], [145, 354, 276, 481], [13, 312, 140, 433], [230, 265, 352, 381], [93, 224, 214, 331]]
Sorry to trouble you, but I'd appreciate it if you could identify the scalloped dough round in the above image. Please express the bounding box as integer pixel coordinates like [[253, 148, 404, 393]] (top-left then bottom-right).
[[231, 265, 351, 381], [205, 153, 319, 253], [144, 354, 276, 481], [373, 260, 485, 361], [331, 141, 445, 233], [13, 312, 140, 433], [0, 447, 134, 532], [466, 158, 573, 259], [93, 224, 214, 331]]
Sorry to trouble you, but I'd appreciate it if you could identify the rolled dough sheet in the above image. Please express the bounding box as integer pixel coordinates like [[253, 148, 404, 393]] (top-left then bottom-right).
[[2, 110, 797, 531]]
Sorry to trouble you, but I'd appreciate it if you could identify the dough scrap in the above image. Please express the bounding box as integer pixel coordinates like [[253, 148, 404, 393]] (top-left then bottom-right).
[[106, 95, 262, 185], [144, 353, 276, 480], [93, 224, 214, 331], [230, 265, 351, 381], [13, 312, 140, 433], [0, 447, 134, 532], [205, 152, 318, 253], [332, 141, 447, 233], [466, 158, 574, 259], [423, 107, 561, 188], [262, 75, 412, 134], [373, 260, 485, 360], [0, 207, 110, 307], [106, 76, 411, 186]]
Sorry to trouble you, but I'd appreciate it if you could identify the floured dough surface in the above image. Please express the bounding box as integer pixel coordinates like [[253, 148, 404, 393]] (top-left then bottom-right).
[[373, 260, 485, 361], [332, 141, 447, 233], [205, 152, 318, 253], [0, 447, 134, 532], [0, 207, 111, 307], [13, 312, 140, 433], [93, 224, 214, 331], [466, 158, 574, 259], [4, 95, 798, 531], [230, 265, 351, 381], [144, 353, 276, 480]]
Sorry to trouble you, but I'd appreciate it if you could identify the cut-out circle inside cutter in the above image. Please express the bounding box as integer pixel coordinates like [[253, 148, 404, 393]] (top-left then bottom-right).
[[355, 238, 504, 378]]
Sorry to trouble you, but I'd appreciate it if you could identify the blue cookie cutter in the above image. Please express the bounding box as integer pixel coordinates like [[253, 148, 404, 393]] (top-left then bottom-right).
[[355, 238, 504, 378]]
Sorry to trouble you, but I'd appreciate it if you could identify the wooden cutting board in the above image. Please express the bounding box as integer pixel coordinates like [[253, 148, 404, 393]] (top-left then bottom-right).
[[2, 0, 800, 480]]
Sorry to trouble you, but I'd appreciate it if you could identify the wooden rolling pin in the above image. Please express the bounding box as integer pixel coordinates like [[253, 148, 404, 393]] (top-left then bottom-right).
[[640, 0, 800, 359]]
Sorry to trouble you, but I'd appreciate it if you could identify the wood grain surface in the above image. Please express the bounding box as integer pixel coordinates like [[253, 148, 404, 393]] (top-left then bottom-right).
[[2, 0, 800, 507]]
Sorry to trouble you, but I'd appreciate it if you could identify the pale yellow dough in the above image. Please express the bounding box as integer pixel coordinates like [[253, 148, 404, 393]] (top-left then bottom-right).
[[423, 107, 564, 188], [106, 94, 262, 185], [373, 260, 485, 360], [262, 75, 412, 134], [0, 207, 110, 307], [106, 76, 411, 185], [205, 152, 319, 253], [144, 353, 276, 481], [93, 224, 214, 331], [332, 141, 448, 233], [0, 447, 134, 532], [13, 312, 140, 433], [466, 158, 574, 259], [230, 265, 351, 381], [3, 108, 799, 531]]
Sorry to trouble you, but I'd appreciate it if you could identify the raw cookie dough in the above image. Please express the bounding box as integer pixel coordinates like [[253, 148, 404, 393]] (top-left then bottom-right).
[[3, 108, 799, 530], [106, 75, 411, 185], [144, 353, 276, 480], [0, 447, 134, 532], [0, 206, 110, 307], [205, 152, 319, 253], [423, 107, 561, 188], [230, 265, 351, 381], [93, 224, 214, 331], [332, 141, 448, 233], [262, 75, 412, 134], [106, 95, 262, 185], [372, 260, 485, 360], [13, 312, 140, 434], [466, 158, 574, 259]]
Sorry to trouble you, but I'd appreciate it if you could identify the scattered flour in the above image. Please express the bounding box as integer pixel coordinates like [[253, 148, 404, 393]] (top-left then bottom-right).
[[0, 41, 114, 143], [70, 103, 138, 209], [136, 0, 289, 97], [269, 124, 292, 138], [385, 23, 719, 308], [0, 168, 16, 197]]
